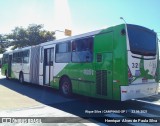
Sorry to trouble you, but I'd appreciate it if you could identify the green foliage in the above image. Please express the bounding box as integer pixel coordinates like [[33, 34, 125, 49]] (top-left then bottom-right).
[[7, 24, 56, 49], [0, 45, 6, 53], [0, 34, 7, 53]]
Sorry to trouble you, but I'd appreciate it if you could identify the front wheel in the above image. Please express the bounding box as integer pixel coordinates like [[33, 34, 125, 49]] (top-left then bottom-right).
[[60, 77, 72, 97], [19, 73, 24, 83]]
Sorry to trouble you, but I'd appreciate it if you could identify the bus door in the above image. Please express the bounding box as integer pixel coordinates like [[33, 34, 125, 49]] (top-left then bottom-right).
[[44, 48, 54, 85], [8, 54, 12, 77], [94, 32, 113, 99]]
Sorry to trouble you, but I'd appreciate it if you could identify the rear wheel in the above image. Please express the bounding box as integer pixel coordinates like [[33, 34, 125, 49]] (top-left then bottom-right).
[[19, 73, 24, 83], [60, 77, 72, 97]]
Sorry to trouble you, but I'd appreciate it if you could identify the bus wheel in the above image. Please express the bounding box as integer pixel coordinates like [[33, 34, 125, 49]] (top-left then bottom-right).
[[19, 73, 24, 83], [60, 77, 72, 97]]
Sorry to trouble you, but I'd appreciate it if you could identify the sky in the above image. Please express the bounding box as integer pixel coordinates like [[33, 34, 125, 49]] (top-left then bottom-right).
[[0, 0, 160, 39]]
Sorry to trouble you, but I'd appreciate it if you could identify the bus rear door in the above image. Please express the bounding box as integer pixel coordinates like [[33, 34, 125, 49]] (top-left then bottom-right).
[[43, 48, 54, 85]]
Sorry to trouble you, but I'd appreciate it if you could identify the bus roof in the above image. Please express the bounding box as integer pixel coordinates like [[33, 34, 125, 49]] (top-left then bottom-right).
[[39, 24, 121, 47], [2, 24, 122, 54], [3, 46, 32, 54], [40, 28, 103, 47]]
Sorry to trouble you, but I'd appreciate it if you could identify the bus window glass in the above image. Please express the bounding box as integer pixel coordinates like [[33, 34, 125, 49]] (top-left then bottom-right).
[[13, 52, 16, 63], [72, 37, 93, 62], [56, 42, 71, 63], [23, 50, 29, 63], [2, 54, 9, 64], [40, 47, 43, 63], [127, 24, 156, 56], [46, 49, 50, 65], [50, 48, 54, 64], [17, 52, 22, 63], [58, 43, 68, 53]]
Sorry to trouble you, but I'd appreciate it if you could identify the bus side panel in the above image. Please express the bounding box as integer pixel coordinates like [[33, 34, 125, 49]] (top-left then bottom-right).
[[53, 60, 95, 96], [112, 24, 128, 100], [93, 30, 113, 100]]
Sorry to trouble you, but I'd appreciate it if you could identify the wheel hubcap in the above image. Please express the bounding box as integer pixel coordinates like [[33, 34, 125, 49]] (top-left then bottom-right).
[[62, 82, 69, 94]]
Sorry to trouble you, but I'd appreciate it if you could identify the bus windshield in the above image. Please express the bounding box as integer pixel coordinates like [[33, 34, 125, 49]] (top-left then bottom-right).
[[127, 24, 156, 56]]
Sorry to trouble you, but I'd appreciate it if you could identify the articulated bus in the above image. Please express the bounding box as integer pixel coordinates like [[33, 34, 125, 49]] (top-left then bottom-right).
[[1, 24, 159, 101]]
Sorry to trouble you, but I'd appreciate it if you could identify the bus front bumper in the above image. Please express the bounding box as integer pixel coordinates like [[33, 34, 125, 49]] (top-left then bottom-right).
[[121, 83, 159, 101]]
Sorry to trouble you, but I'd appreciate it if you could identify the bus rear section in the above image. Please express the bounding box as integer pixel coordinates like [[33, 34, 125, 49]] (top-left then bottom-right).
[[121, 24, 159, 101]]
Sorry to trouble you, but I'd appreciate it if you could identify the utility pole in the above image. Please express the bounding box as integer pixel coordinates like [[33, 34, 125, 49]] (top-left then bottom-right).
[[54, 29, 72, 36], [120, 17, 127, 24]]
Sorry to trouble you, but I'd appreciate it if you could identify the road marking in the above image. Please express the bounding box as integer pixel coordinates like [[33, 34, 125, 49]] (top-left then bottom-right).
[[143, 104, 160, 112], [132, 99, 160, 106]]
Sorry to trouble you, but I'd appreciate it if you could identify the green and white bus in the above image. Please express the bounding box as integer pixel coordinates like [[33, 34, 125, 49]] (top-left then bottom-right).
[[1, 24, 159, 101]]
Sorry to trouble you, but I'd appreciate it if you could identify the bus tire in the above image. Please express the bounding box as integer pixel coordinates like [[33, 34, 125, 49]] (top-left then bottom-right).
[[19, 72, 24, 83], [60, 77, 72, 97]]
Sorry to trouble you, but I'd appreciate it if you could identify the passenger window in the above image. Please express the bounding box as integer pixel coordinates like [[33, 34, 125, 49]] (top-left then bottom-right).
[[23, 50, 29, 63], [72, 37, 93, 63], [2, 54, 9, 64], [55, 42, 71, 63]]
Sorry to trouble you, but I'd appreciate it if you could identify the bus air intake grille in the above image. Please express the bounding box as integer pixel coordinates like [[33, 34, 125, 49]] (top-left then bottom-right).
[[97, 53, 102, 62], [96, 70, 107, 96]]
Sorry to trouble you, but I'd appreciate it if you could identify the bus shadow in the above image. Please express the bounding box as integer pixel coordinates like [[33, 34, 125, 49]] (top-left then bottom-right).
[[0, 78, 73, 105], [0, 77, 152, 118], [137, 93, 160, 102]]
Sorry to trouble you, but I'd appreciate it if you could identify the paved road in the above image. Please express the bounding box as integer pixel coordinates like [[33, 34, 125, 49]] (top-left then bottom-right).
[[0, 73, 160, 126]]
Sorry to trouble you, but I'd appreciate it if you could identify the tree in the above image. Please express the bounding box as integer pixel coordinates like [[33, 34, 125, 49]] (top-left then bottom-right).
[[7, 27, 28, 49], [0, 34, 9, 43], [8, 24, 56, 49], [0, 44, 6, 53], [0, 34, 7, 53]]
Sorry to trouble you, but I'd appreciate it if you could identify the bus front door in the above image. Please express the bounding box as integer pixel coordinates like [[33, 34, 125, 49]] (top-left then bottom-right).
[[44, 48, 54, 85]]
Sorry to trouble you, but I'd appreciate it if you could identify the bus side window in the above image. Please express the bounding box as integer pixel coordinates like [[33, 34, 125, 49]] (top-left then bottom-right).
[[13, 52, 18, 63], [72, 41, 76, 51], [13, 53, 16, 63], [17, 52, 22, 63], [40, 47, 43, 63], [72, 37, 93, 63], [2, 54, 9, 64], [23, 50, 29, 63], [55, 41, 71, 63]]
